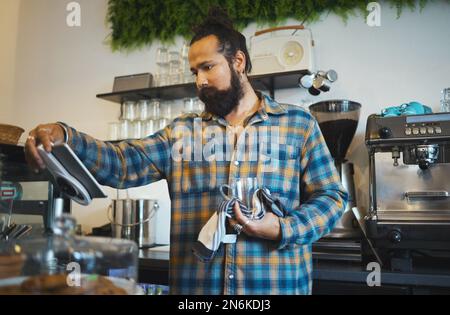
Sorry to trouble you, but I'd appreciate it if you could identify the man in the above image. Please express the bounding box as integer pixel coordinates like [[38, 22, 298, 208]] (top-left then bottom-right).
[[25, 8, 347, 294]]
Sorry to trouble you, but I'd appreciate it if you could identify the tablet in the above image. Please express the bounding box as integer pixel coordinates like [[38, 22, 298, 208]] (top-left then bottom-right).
[[38, 143, 107, 205]]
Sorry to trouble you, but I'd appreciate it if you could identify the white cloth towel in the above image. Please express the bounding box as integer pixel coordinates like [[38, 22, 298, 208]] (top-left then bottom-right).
[[192, 187, 286, 262]]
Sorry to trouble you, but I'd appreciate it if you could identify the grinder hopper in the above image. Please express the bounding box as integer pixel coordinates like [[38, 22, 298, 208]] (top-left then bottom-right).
[[309, 100, 361, 238]]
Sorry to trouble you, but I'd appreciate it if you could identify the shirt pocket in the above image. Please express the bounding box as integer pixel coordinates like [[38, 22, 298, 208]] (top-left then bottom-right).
[[181, 160, 217, 193], [258, 144, 299, 200]]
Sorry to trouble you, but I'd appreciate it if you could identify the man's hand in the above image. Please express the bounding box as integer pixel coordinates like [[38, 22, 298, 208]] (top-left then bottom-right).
[[24, 123, 65, 172], [228, 202, 282, 241]]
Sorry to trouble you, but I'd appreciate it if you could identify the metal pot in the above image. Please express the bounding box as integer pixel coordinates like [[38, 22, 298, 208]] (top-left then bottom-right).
[[108, 199, 159, 248]]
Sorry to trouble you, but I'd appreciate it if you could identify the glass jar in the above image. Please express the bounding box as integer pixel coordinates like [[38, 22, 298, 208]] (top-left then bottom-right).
[[0, 215, 139, 294]]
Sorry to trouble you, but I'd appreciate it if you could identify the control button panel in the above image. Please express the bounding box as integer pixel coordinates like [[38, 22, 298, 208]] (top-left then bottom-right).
[[403, 123, 443, 136]]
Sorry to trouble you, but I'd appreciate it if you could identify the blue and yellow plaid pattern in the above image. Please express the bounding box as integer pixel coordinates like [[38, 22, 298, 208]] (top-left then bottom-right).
[[65, 93, 347, 295]]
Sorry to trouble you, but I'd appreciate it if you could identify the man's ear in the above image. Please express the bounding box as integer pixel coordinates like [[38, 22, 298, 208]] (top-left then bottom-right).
[[233, 50, 246, 74]]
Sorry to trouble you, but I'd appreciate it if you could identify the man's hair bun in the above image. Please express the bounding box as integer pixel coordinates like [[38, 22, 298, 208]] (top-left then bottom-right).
[[190, 6, 252, 74], [193, 6, 235, 33]]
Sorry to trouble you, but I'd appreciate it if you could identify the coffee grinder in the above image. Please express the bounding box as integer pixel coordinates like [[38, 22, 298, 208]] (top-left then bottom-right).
[[309, 100, 362, 240]]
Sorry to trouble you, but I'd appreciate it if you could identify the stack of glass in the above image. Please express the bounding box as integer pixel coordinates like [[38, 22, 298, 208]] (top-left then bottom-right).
[[154, 43, 195, 87], [180, 42, 194, 84], [108, 99, 195, 141], [182, 97, 204, 115]]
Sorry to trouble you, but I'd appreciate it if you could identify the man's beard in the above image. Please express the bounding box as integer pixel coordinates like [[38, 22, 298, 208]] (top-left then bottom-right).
[[198, 67, 244, 118]]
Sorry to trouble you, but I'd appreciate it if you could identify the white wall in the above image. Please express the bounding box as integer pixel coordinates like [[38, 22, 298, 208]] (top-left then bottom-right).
[[272, 3, 450, 215], [8, 0, 450, 243], [0, 0, 21, 124], [12, 0, 172, 243]]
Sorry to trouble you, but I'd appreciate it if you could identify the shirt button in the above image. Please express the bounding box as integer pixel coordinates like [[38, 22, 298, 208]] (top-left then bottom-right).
[[228, 274, 234, 280], [234, 161, 239, 166]]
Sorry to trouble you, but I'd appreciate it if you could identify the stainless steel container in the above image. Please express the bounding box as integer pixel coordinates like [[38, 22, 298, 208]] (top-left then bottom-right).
[[109, 199, 159, 248]]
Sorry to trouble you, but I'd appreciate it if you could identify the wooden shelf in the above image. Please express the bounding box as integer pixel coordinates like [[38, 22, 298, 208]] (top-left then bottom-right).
[[96, 69, 309, 103]]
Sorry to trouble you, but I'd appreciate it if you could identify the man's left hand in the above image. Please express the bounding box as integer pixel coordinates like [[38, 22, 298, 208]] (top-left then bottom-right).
[[228, 202, 282, 241]]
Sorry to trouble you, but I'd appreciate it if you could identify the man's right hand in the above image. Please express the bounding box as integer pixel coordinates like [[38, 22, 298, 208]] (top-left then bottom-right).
[[24, 123, 65, 172]]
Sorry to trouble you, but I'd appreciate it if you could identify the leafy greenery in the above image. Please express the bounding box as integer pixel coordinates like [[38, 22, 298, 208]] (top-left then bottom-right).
[[106, 0, 444, 51]]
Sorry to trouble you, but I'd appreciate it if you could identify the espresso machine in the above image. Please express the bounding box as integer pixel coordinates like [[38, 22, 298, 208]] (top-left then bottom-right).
[[309, 100, 362, 261], [365, 112, 450, 271]]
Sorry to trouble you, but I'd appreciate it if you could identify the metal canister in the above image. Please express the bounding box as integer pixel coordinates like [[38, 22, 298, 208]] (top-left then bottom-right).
[[108, 199, 159, 248]]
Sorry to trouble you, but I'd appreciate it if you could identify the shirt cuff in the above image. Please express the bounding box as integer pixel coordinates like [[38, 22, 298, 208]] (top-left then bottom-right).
[[277, 216, 292, 250], [56, 121, 69, 143]]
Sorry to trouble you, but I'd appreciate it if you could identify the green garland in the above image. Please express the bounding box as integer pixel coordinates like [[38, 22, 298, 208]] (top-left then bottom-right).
[[106, 0, 442, 51]]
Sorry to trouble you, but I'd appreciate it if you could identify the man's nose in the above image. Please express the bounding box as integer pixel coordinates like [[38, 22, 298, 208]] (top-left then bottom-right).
[[196, 73, 208, 89]]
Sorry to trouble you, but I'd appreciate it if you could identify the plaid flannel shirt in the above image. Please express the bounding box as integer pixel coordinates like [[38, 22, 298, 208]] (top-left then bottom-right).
[[64, 93, 347, 295]]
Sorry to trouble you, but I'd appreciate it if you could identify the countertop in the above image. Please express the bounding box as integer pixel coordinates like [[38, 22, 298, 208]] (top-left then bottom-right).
[[312, 260, 450, 288], [138, 246, 450, 289]]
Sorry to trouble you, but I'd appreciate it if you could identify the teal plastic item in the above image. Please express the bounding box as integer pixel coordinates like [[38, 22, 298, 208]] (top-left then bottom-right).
[[381, 101, 432, 117]]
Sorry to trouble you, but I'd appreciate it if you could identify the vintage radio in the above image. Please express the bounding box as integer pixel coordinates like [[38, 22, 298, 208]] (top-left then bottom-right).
[[249, 25, 314, 76], [113, 73, 153, 92]]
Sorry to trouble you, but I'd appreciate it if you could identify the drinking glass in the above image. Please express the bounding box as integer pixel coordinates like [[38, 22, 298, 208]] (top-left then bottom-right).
[[108, 122, 120, 141], [149, 99, 161, 119], [137, 100, 150, 121], [158, 118, 169, 130], [142, 119, 155, 138], [156, 74, 169, 87], [156, 47, 168, 65], [181, 42, 190, 59], [160, 101, 173, 119], [194, 98, 204, 113], [181, 59, 194, 84], [122, 101, 137, 121], [156, 47, 169, 86], [129, 120, 142, 139], [168, 51, 180, 65], [183, 98, 195, 113], [229, 177, 260, 211], [119, 120, 129, 140], [441, 88, 450, 113]]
